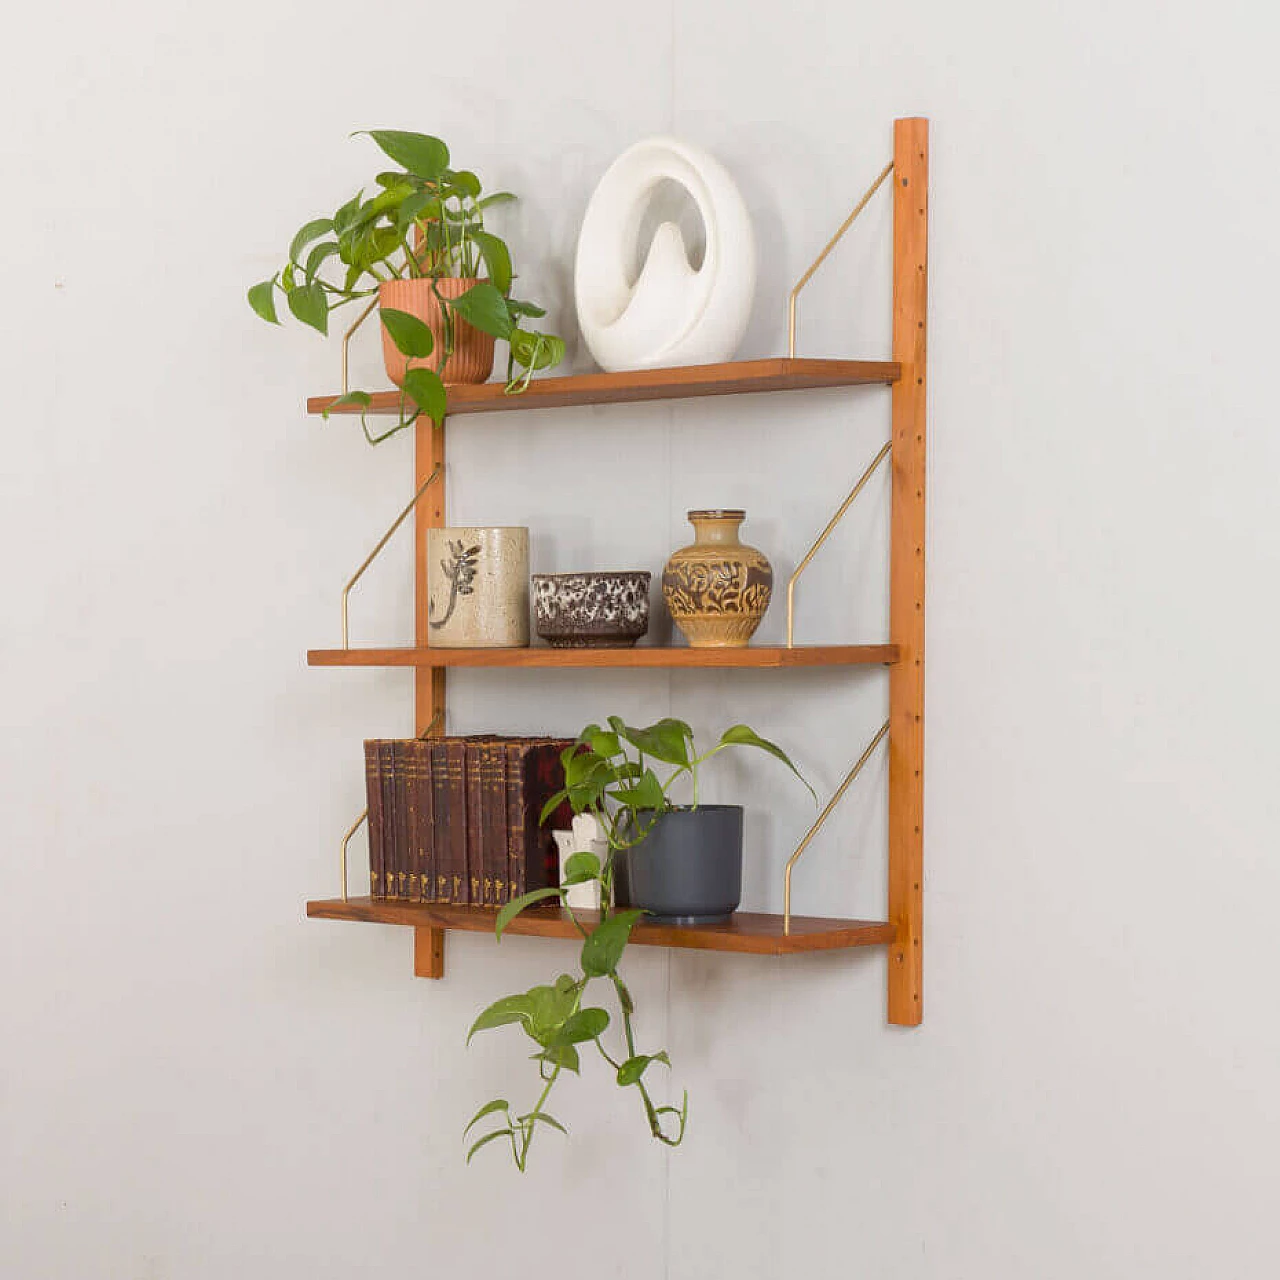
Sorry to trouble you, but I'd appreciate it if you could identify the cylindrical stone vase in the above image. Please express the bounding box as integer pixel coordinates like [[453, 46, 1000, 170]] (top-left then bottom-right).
[[426, 526, 529, 648]]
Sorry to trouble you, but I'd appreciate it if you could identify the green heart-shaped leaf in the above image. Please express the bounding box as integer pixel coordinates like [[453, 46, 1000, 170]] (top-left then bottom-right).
[[581, 910, 644, 977], [286, 281, 328, 335], [289, 218, 333, 266], [402, 367, 448, 427], [360, 130, 449, 180], [247, 279, 278, 324], [494, 886, 563, 939], [380, 307, 435, 359], [449, 281, 514, 340]]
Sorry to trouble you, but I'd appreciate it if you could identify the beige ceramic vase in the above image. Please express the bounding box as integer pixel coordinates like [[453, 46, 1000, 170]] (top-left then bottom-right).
[[426, 526, 529, 649], [378, 277, 495, 387], [662, 510, 773, 647]]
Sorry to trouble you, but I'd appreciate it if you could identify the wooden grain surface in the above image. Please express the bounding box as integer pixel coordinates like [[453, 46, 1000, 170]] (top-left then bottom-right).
[[888, 117, 928, 1026], [307, 898, 896, 955], [413, 401, 447, 969], [308, 358, 899, 417], [308, 643, 899, 669]]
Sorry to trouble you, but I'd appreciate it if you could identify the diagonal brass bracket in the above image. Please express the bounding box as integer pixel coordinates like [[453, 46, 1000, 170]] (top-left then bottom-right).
[[341, 466, 442, 648], [339, 714, 442, 901], [340, 810, 369, 904], [787, 441, 892, 647], [784, 719, 890, 933], [788, 159, 894, 358], [341, 298, 380, 396]]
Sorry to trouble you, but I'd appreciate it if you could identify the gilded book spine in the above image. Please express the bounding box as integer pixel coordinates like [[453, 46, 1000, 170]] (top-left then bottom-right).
[[364, 741, 383, 899]]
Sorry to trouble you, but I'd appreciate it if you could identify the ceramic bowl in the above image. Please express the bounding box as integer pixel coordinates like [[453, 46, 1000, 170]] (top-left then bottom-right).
[[531, 571, 652, 648]]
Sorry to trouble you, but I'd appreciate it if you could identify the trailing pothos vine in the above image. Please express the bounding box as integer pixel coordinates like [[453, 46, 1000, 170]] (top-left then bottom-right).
[[465, 717, 813, 1170], [247, 129, 563, 443]]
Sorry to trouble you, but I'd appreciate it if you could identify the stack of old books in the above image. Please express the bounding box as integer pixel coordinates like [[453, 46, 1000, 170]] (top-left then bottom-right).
[[363, 736, 573, 906]]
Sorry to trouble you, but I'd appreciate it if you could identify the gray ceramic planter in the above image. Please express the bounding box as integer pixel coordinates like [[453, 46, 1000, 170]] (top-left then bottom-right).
[[615, 805, 743, 924]]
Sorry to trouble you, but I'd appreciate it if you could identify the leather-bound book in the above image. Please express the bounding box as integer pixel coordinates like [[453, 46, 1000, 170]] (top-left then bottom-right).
[[378, 740, 397, 899], [464, 739, 489, 907], [429, 739, 451, 903], [364, 740, 384, 899], [412, 737, 435, 903], [481, 740, 509, 906], [443, 739, 468, 904], [395, 740, 416, 899], [506, 739, 574, 899], [402, 740, 426, 904]]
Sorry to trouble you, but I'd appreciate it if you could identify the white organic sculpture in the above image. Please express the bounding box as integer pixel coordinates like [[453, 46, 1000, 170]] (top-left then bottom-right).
[[574, 138, 756, 372]]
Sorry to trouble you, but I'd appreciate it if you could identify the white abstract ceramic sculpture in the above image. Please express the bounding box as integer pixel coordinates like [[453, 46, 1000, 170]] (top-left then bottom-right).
[[574, 138, 756, 371]]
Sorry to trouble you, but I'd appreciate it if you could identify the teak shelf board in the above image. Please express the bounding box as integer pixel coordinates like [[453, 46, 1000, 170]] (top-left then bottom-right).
[[307, 357, 900, 417], [307, 898, 897, 955], [307, 644, 899, 670]]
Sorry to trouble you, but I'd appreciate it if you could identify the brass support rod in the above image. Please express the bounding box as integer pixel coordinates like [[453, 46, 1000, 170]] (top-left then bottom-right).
[[787, 441, 892, 647], [783, 720, 890, 933], [787, 160, 894, 358], [338, 714, 441, 900], [340, 810, 368, 904], [341, 298, 380, 396], [341, 466, 443, 648]]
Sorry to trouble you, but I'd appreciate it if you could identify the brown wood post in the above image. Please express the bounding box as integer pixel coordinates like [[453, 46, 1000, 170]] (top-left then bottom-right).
[[414, 411, 447, 977], [413, 925, 445, 979], [888, 117, 927, 1026]]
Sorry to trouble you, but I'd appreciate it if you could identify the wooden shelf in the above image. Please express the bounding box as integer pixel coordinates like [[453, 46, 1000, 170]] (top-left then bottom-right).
[[307, 357, 899, 418], [307, 643, 899, 670], [307, 897, 896, 956]]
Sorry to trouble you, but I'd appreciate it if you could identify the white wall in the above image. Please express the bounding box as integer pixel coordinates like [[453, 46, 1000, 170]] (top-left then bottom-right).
[[3, 1, 1278, 1276]]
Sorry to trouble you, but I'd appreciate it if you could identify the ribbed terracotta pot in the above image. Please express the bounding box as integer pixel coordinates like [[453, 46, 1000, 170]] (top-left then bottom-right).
[[378, 277, 495, 387], [662, 509, 773, 647]]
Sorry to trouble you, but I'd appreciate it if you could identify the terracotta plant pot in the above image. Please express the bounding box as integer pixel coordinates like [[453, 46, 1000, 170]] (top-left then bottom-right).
[[378, 277, 495, 387], [662, 509, 773, 647]]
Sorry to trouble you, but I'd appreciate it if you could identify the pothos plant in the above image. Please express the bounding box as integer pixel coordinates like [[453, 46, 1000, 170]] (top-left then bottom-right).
[[464, 717, 814, 1170], [247, 129, 564, 443]]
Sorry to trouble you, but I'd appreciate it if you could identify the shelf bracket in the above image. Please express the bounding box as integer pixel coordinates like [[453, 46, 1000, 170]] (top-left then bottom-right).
[[341, 466, 443, 648], [788, 160, 895, 358], [786, 441, 892, 647], [341, 298, 380, 396], [783, 720, 889, 934]]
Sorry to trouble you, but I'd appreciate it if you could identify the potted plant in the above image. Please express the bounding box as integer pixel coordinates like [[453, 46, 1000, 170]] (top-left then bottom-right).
[[248, 129, 564, 443], [464, 717, 814, 1170]]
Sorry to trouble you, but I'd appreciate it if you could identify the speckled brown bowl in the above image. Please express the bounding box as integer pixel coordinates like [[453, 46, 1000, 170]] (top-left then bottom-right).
[[532, 571, 651, 648]]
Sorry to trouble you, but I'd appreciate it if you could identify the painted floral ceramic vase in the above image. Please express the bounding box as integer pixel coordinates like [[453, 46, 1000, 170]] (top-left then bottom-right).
[[426, 526, 529, 648], [661, 509, 773, 647]]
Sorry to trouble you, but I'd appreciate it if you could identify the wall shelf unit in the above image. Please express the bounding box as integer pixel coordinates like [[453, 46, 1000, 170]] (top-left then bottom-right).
[[304, 117, 927, 1026]]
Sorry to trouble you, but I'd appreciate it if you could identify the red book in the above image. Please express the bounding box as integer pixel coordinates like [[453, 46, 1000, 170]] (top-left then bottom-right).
[[506, 739, 573, 899]]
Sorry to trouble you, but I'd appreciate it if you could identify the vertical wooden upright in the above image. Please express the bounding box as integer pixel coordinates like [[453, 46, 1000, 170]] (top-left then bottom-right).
[[413, 412, 447, 977], [888, 117, 927, 1026]]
